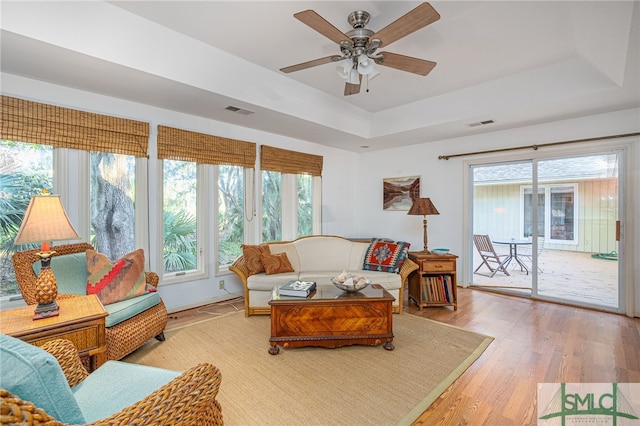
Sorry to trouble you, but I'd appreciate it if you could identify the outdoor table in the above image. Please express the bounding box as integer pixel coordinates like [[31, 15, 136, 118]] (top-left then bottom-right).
[[492, 239, 533, 274]]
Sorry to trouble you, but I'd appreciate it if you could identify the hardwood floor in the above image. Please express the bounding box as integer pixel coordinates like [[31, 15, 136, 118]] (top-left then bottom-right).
[[164, 288, 640, 425]]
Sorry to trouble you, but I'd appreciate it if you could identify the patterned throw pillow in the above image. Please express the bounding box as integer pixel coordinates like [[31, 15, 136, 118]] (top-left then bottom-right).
[[362, 239, 411, 273], [261, 252, 295, 275], [242, 244, 271, 276], [86, 249, 147, 305]]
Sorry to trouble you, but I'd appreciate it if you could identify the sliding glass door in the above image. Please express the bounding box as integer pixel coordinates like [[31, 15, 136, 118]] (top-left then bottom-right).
[[471, 160, 533, 295], [535, 154, 620, 309], [469, 151, 622, 312]]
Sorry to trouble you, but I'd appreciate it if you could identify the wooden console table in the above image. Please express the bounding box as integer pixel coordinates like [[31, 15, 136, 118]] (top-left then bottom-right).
[[268, 284, 394, 355], [408, 251, 458, 310], [0, 294, 108, 371]]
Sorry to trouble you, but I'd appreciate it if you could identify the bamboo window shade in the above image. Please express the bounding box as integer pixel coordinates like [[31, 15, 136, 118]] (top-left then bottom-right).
[[157, 125, 256, 168], [261, 145, 323, 176], [1, 95, 149, 157]]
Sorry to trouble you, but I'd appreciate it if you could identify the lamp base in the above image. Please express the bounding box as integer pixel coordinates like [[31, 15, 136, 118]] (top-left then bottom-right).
[[33, 301, 60, 320]]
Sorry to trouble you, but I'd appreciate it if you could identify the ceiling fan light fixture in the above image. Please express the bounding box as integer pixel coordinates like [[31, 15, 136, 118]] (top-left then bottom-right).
[[358, 53, 369, 66], [358, 58, 376, 75], [349, 68, 360, 84], [367, 64, 380, 80], [336, 59, 352, 79]]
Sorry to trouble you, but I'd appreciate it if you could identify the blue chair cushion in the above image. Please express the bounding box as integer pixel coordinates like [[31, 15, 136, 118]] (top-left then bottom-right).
[[32, 252, 88, 295], [104, 292, 161, 327], [72, 360, 180, 422], [0, 334, 85, 424], [33, 251, 161, 328]]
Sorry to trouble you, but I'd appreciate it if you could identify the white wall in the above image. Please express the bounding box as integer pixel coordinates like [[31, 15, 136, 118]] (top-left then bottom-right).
[[3, 73, 638, 316]]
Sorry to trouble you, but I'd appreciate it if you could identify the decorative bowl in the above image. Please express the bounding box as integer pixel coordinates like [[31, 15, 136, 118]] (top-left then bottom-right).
[[432, 248, 450, 256], [331, 275, 371, 292]]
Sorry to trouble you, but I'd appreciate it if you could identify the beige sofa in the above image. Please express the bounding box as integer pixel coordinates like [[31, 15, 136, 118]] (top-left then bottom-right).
[[230, 235, 418, 316]]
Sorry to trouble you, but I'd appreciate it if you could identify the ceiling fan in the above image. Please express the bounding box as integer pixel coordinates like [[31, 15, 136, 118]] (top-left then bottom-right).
[[280, 2, 440, 96]]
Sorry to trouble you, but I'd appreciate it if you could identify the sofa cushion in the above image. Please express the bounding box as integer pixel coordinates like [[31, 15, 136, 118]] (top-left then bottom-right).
[[347, 242, 370, 271], [292, 236, 352, 271], [241, 244, 271, 276], [362, 239, 410, 273], [32, 252, 88, 295], [73, 360, 180, 423], [104, 292, 161, 328], [268, 243, 300, 271], [0, 334, 85, 424], [247, 272, 299, 290], [86, 249, 147, 305], [261, 252, 295, 275]]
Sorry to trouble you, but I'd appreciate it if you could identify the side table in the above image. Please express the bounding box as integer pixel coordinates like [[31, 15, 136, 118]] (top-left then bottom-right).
[[407, 251, 458, 310], [0, 294, 108, 371]]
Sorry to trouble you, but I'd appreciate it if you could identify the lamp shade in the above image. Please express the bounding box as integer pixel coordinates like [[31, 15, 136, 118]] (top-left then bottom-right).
[[407, 198, 439, 216], [14, 195, 80, 245]]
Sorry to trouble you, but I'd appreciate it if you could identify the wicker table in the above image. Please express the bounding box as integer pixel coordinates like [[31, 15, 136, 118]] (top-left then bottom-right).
[[0, 294, 107, 371], [268, 284, 394, 355]]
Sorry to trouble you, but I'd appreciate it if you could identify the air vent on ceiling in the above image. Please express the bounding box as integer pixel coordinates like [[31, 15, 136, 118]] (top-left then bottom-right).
[[225, 105, 254, 115], [467, 119, 495, 127]]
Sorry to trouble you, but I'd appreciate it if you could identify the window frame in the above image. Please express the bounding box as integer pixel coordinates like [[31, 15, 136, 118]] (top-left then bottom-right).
[[260, 171, 321, 243], [157, 160, 209, 285], [215, 164, 250, 274], [520, 183, 579, 246]]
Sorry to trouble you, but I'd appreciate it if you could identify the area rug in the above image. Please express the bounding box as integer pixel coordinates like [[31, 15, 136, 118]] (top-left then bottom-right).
[[124, 312, 493, 426]]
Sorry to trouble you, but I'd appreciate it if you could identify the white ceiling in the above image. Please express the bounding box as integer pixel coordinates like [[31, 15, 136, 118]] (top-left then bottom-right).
[[1, 1, 638, 152]]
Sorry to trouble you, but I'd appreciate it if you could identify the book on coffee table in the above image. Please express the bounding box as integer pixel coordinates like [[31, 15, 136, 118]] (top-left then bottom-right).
[[279, 280, 316, 297]]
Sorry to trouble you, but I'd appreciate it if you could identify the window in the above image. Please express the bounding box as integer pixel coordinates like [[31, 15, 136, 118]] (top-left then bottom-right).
[[521, 184, 577, 244], [522, 187, 545, 238], [549, 185, 576, 242], [260, 145, 322, 242], [297, 174, 313, 237], [218, 165, 244, 267], [163, 160, 199, 275], [90, 151, 136, 260], [0, 140, 53, 298], [157, 125, 255, 280], [262, 170, 282, 242]]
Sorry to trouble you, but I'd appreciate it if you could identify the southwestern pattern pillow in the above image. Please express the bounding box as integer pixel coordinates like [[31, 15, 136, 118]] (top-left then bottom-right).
[[242, 244, 271, 276], [362, 238, 411, 273], [261, 252, 295, 275], [86, 249, 147, 305]]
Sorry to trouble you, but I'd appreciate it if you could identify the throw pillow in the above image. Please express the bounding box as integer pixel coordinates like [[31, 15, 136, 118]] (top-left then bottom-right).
[[261, 252, 295, 275], [242, 244, 271, 276], [86, 249, 147, 305], [362, 238, 411, 273]]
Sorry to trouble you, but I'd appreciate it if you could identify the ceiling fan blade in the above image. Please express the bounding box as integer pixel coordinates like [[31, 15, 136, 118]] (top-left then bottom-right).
[[344, 74, 363, 96], [344, 80, 361, 96], [370, 2, 440, 48], [280, 55, 339, 73], [294, 10, 351, 45], [377, 51, 436, 76]]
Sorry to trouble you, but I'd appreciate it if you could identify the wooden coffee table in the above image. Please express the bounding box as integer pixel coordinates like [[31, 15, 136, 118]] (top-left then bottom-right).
[[268, 284, 394, 355], [0, 294, 108, 371]]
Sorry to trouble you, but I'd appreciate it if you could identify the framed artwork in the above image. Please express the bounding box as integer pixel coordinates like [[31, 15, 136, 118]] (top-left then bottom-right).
[[383, 176, 420, 211]]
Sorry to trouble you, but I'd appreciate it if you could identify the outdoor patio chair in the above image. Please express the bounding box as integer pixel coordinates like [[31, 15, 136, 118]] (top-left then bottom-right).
[[473, 234, 511, 277]]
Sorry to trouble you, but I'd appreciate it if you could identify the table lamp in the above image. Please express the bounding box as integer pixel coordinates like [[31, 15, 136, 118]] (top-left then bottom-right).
[[14, 192, 80, 320], [407, 198, 439, 253]]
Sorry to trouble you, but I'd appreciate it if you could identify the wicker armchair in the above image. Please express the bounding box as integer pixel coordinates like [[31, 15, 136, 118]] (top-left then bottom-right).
[[12, 243, 168, 360], [0, 339, 223, 425]]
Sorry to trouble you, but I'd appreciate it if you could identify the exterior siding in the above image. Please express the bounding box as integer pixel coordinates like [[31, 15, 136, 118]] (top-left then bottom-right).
[[473, 178, 617, 254]]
